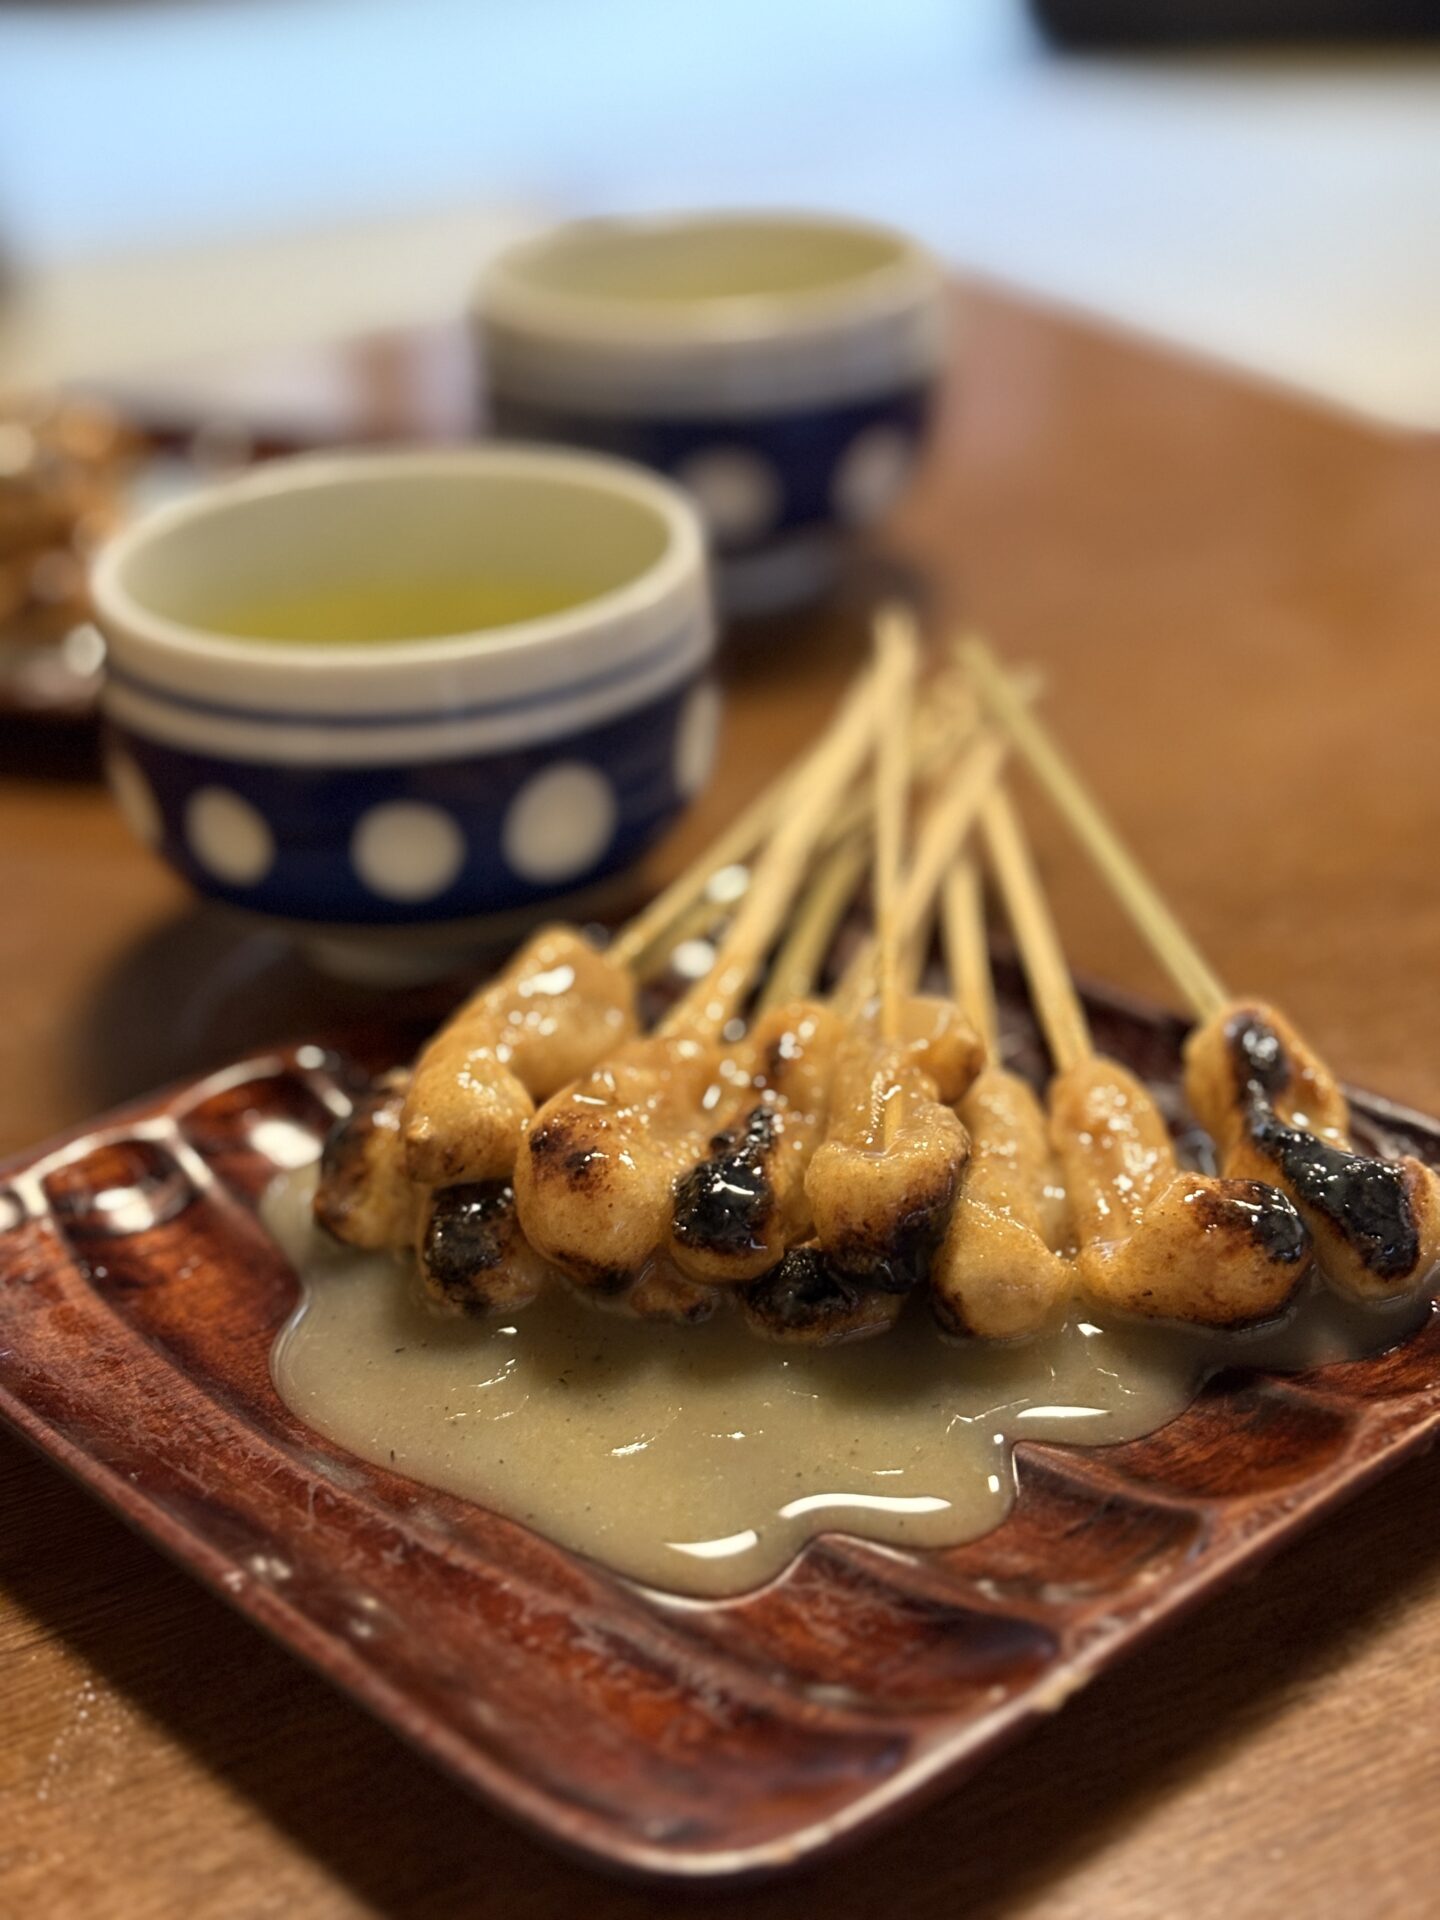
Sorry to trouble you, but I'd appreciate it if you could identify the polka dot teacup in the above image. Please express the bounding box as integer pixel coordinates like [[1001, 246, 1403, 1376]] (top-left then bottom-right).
[[91, 446, 716, 965], [478, 213, 948, 616]]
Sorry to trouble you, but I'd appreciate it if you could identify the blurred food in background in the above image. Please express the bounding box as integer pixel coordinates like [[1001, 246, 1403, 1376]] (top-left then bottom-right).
[[0, 397, 140, 716]]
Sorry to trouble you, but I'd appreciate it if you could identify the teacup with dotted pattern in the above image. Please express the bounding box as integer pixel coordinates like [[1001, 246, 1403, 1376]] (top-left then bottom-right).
[[478, 212, 949, 616], [91, 446, 716, 969]]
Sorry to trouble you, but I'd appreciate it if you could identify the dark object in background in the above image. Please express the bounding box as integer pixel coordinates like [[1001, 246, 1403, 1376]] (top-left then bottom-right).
[[1031, 0, 1440, 43]]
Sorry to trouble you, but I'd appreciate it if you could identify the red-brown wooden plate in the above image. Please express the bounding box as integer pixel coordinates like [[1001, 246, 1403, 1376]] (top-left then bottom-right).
[[1, 976, 1437, 1885]]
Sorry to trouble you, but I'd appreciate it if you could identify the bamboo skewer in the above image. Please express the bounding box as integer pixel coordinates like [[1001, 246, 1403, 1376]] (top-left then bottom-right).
[[756, 828, 871, 1012], [942, 854, 999, 1058], [892, 744, 1003, 997], [927, 804, 1081, 1348], [610, 637, 1034, 985], [981, 788, 1092, 1075], [873, 606, 919, 1043], [613, 649, 982, 979], [660, 619, 907, 1040], [895, 731, 1009, 962], [962, 635, 1227, 1021], [872, 609, 918, 1152], [631, 874, 748, 973], [759, 706, 1001, 1022], [835, 728, 1010, 1015], [975, 771, 1345, 1330], [898, 909, 937, 999], [608, 713, 851, 973]]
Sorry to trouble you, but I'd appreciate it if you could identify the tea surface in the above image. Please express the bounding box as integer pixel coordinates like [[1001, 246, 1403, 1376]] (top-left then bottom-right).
[[205, 575, 589, 643]]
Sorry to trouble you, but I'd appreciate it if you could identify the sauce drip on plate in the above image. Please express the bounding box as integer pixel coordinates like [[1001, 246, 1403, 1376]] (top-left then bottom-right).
[[268, 1167, 1422, 1597]]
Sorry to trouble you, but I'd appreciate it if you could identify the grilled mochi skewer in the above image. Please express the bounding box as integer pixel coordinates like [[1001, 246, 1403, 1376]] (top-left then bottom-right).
[[597, 835, 879, 1331], [802, 619, 974, 1295], [315, 642, 981, 1253], [1185, 1003, 1440, 1302], [314, 926, 634, 1246], [314, 641, 946, 1315], [738, 628, 997, 1344], [398, 705, 877, 1302], [966, 637, 1440, 1309], [665, 832, 869, 1292], [315, 913, 736, 1316], [672, 723, 1003, 1295], [927, 851, 1073, 1341], [982, 784, 1314, 1329], [313, 1068, 418, 1252], [513, 622, 914, 1297]]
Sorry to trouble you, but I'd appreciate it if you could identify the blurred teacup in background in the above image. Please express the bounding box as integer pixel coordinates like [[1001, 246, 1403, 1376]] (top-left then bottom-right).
[[91, 444, 715, 980], [478, 212, 948, 617]]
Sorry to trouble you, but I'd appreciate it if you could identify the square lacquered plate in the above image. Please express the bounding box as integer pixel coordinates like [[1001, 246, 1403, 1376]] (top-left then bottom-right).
[[1, 979, 1438, 1885]]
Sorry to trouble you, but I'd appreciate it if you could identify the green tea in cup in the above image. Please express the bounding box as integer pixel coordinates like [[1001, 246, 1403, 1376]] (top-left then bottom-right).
[[204, 575, 592, 645]]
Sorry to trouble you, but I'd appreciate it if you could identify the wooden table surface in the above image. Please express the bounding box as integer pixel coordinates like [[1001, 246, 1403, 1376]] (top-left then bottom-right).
[[4, 287, 1440, 1918]]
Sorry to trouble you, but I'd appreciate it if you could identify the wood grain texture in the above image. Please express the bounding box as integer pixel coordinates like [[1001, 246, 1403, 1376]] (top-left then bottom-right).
[[3, 284, 1440, 1914]]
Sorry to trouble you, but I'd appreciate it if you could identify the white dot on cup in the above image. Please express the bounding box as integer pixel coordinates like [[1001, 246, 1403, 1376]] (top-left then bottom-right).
[[676, 446, 781, 545], [351, 800, 466, 903], [106, 748, 163, 848], [832, 424, 915, 526], [502, 763, 618, 884], [674, 682, 721, 800], [185, 786, 275, 887]]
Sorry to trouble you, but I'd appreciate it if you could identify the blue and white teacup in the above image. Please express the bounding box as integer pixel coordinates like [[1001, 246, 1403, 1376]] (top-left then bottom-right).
[[477, 212, 948, 616], [91, 446, 716, 974]]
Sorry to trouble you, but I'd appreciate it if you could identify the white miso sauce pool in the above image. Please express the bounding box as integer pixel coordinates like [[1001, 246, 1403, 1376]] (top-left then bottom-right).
[[267, 1167, 1420, 1597]]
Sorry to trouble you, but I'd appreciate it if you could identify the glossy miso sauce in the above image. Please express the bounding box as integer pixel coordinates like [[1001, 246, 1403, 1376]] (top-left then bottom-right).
[[267, 1169, 1423, 1597]]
